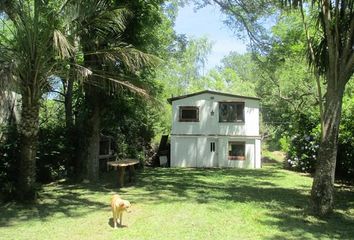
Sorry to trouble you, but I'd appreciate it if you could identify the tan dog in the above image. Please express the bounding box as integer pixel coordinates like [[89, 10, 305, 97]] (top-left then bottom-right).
[[111, 194, 131, 228]]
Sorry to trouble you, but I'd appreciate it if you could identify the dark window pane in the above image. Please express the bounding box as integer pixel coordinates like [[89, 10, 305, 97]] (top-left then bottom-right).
[[219, 102, 244, 122], [219, 104, 228, 122], [182, 109, 196, 119], [228, 142, 245, 160], [236, 104, 244, 121], [179, 106, 199, 121]]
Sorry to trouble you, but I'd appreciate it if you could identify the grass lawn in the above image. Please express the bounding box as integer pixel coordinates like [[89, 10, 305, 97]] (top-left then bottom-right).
[[1, 159, 353, 240]]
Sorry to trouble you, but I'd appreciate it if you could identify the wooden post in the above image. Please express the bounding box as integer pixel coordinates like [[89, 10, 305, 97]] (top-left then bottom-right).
[[128, 165, 136, 182], [117, 166, 126, 188]]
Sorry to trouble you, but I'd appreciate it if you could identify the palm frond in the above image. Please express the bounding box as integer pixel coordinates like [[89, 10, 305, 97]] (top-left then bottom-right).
[[62, 0, 131, 40], [90, 7, 131, 34], [71, 63, 93, 84], [0, 0, 73, 99], [91, 73, 148, 98], [71, 63, 149, 98], [86, 45, 161, 73], [53, 30, 74, 59]]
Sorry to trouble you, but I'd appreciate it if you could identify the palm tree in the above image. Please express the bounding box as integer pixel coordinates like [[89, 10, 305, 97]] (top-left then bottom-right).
[[61, 0, 159, 181], [0, 0, 72, 200]]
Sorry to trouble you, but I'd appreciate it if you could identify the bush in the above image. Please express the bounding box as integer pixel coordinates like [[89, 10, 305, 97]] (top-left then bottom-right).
[[0, 124, 19, 201], [36, 100, 68, 183], [284, 114, 320, 173], [279, 135, 291, 153], [36, 125, 67, 183], [336, 93, 354, 181], [284, 100, 354, 181]]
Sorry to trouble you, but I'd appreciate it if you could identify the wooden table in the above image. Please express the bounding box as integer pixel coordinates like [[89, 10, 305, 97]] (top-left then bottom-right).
[[107, 159, 139, 187]]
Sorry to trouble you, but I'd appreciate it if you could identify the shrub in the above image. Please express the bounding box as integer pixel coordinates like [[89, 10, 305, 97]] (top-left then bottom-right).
[[285, 114, 320, 173], [336, 93, 354, 181], [36, 125, 67, 183], [284, 99, 354, 181], [0, 124, 19, 201], [36, 100, 67, 183], [279, 135, 291, 153]]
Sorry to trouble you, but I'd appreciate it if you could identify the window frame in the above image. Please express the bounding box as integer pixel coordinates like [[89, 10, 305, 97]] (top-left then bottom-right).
[[228, 141, 246, 160], [179, 106, 199, 122], [218, 101, 245, 123]]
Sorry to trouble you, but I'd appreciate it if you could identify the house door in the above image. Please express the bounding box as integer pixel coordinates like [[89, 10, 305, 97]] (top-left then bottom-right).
[[201, 138, 218, 167], [173, 137, 197, 167]]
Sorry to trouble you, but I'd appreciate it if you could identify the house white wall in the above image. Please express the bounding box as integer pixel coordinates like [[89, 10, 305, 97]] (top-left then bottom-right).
[[170, 91, 261, 169], [171, 92, 259, 136]]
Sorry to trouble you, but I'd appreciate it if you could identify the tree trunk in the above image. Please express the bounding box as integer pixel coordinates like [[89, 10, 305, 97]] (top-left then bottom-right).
[[83, 87, 101, 182], [64, 77, 76, 178], [311, 82, 345, 216], [65, 78, 74, 129], [17, 95, 40, 201]]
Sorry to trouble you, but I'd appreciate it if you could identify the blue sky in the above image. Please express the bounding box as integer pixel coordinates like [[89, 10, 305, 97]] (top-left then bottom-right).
[[174, 4, 248, 71]]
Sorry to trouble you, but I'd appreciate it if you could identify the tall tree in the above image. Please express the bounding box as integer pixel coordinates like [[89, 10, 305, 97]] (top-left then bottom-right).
[[204, 0, 354, 215], [295, 0, 354, 216], [61, 0, 159, 181], [0, 0, 72, 200], [155, 36, 212, 96], [205, 52, 258, 95]]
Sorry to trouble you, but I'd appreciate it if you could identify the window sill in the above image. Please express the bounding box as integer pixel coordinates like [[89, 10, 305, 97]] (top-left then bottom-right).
[[228, 156, 246, 160], [219, 121, 245, 124]]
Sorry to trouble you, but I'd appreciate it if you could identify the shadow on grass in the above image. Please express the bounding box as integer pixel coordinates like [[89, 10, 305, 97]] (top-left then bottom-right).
[[108, 217, 127, 228], [121, 167, 354, 239], [1, 166, 353, 239], [0, 169, 142, 227], [0, 178, 115, 227]]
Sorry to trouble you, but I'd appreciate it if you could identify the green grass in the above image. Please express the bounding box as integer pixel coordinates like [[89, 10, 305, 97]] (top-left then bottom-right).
[[1, 161, 353, 240]]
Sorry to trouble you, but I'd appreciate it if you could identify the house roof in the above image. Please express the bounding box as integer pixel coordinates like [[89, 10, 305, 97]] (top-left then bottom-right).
[[167, 90, 260, 103]]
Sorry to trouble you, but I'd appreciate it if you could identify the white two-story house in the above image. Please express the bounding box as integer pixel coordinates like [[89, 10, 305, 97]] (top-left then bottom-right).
[[168, 90, 261, 168]]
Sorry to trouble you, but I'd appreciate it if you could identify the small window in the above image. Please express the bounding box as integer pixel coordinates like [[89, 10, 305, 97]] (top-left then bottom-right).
[[179, 106, 199, 122], [228, 142, 245, 160], [219, 102, 245, 122], [210, 142, 215, 152]]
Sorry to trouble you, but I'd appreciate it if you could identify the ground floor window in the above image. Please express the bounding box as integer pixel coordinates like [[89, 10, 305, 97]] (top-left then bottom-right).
[[228, 142, 245, 160]]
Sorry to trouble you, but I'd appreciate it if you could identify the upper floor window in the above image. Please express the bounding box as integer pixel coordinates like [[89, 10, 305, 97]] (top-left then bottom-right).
[[219, 102, 245, 122], [179, 106, 199, 122]]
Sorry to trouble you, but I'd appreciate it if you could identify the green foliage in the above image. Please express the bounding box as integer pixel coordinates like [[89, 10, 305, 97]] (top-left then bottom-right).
[[283, 84, 354, 180], [36, 100, 67, 183], [36, 125, 67, 183], [336, 83, 354, 181], [285, 114, 320, 173], [202, 53, 258, 96], [279, 135, 290, 153], [250, 12, 321, 153], [155, 36, 213, 96], [0, 124, 19, 200], [99, 93, 157, 159]]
